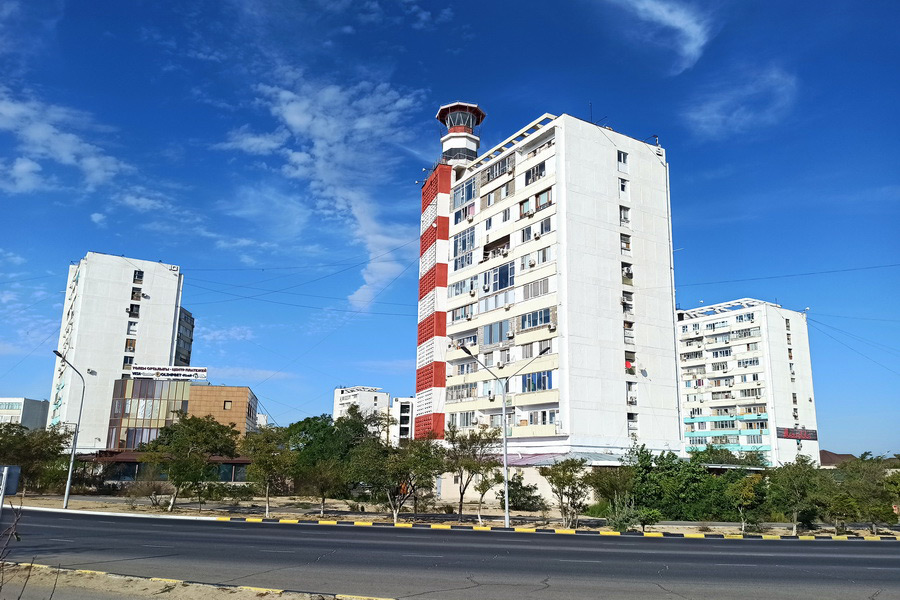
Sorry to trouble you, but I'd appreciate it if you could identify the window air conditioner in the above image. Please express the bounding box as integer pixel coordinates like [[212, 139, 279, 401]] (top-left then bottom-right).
[[534, 232, 541, 240], [497, 362, 505, 369], [466, 315, 472, 321], [526, 210, 535, 217], [505, 303, 512, 311], [501, 248, 509, 256], [483, 284, 491, 292], [529, 259, 536, 267], [506, 331, 515, 339], [469, 289, 476, 296], [548, 323, 557, 331], [467, 215, 474, 223]]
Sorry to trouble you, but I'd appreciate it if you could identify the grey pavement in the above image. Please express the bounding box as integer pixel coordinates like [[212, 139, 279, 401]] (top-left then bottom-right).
[[3, 508, 899, 599]]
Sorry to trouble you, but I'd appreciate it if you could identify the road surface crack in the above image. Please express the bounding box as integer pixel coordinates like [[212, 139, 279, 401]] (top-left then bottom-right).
[[869, 590, 882, 600], [656, 582, 693, 600]]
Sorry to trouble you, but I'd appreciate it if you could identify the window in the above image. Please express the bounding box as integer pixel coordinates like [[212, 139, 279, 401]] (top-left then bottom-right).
[[501, 184, 511, 200], [485, 216, 493, 231], [521, 217, 552, 243], [523, 277, 550, 300], [521, 342, 534, 359], [485, 191, 496, 207], [128, 304, 140, 318], [448, 276, 478, 298], [785, 318, 791, 331], [681, 351, 702, 361], [619, 205, 630, 226], [452, 227, 475, 271], [457, 361, 477, 375], [786, 333, 793, 345], [124, 339, 136, 352], [787, 348, 793, 360], [447, 383, 478, 403], [619, 178, 629, 197], [452, 177, 478, 209], [521, 246, 552, 271], [528, 409, 557, 426], [122, 356, 134, 369], [449, 411, 476, 428], [746, 342, 759, 351], [521, 308, 552, 330], [621, 262, 633, 282], [736, 313, 755, 323], [536, 188, 552, 210], [711, 362, 728, 371], [452, 332, 478, 348], [131, 287, 142, 301], [538, 339, 552, 354], [733, 327, 761, 339], [792, 393, 798, 405], [617, 150, 628, 172], [711, 348, 731, 359], [133, 270, 144, 284], [482, 261, 515, 293], [740, 388, 762, 398], [737, 358, 759, 368], [127, 321, 138, 336], [223, 401, 233, 410], [450, 304, 474, 323], [620, 234, 631, 254], [454, 203, 475, 225], [483, 353, 494, 367], [519, 197, 534, 217], [479, 289, 514, 313], [525, 161, 546, 186], [482, 320, 511, 345], [521, 370, 552, 392]]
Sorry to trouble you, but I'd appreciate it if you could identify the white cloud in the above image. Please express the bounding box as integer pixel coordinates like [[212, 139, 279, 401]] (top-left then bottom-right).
[[0, 86, 126, 189], [0, 156, 43, 192], [208, 366, 294, 381], [0, 248, 25, 265], [213, 125, 290, 155], [0, 290, 17, 303], [118, 193, 167, 212], [90, 212, 107, 227], [222, 184, 311, 241], [196, 325, 256, 343], [606, 0, 711, 74], [684, 66, 798, 139]]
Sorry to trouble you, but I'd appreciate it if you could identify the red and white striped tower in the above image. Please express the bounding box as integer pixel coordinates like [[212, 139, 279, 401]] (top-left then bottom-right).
[[414, 102, 485, 439]]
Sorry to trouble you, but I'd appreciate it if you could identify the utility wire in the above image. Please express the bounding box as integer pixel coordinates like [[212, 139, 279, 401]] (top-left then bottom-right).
[[808, 322, 900, 377], [0, 325, 61, 382], [0, 274, 57, 287], [187, 275, 417, 307], [807, 318, 900, 357], [809, 311, 900, 324], [676, 262, 900, 288]]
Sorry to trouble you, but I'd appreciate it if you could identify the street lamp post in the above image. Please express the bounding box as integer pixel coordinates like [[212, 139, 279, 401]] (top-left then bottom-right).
[[460, 344, 551, 528], [53, 350, 86, 510]]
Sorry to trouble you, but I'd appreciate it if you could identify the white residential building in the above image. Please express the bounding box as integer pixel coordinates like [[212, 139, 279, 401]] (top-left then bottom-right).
[[332, 386, 390, 421], [49, 252, 192, 452], [415, 103, 682, 458], [0, 397, 50, 429], [389, 396, 415, 444], [676, 299, 820, 465]]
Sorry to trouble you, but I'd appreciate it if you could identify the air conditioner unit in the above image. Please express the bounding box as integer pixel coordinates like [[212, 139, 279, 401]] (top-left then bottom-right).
[[497, 362, 505, 369], [529, 259, 536, 267], [548, 323, 557, 331], [141, 293, 150, 299], [506, 331, 515, 339], [469, 289, 476, 296], [466, 315, 472, 321], [467, 215, 474, 223], [504, 304, 513, 311], [526, 210, 535, 217], [501, 248, 509, 256], [483, 284, 491, 292], [534, 232, 541, 240]]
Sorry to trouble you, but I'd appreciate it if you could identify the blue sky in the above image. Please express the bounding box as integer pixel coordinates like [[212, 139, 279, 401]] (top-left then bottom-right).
[[0, 1, 897, 454]]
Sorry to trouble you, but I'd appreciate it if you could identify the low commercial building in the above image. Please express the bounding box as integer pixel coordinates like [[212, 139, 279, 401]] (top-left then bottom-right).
[[0, 397, 50, 429]]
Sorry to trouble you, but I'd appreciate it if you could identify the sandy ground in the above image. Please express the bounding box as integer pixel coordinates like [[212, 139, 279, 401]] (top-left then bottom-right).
[[0, 563, 335, 599], [10, 494, 895, 537]]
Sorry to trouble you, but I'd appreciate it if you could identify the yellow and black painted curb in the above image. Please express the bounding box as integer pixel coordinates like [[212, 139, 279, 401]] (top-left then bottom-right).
[[3, 562, 396, 600], [214, 517, 900, 541]]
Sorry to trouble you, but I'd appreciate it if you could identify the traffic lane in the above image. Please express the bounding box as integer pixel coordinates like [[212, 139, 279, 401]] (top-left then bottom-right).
[[5, 510, 899, 599]]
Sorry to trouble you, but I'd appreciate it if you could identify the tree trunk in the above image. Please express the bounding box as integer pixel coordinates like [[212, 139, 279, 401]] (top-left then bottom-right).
[[413, 491, 418, 521], [477, 498, 483, 526], [739, 508, 746, 534], [458, 475, 465, 522], [264, 482, 270, 519], [791, 510, 798, 536], [392, 505, 400, 525], [167, 487, 179, 512], [320, 494, 325, 517], [871, 521, 877, 535]]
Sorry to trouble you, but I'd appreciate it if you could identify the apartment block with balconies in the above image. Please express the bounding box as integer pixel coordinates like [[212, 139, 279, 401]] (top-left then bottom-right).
[[677, 299, 820, 465], [417, 104, 681, 457]]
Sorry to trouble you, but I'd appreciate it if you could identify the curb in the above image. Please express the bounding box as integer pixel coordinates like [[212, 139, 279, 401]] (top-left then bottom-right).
[[21, 506, 900, 542], [214, 516, 900, 541], [3, 562, 396, 600]]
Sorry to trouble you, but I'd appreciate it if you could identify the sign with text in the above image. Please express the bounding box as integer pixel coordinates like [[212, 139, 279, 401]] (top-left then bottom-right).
[[132, 365, 208, 380], [776, 427, 818, 441]]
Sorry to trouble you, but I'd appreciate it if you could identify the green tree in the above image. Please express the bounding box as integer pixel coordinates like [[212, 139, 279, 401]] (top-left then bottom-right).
[[636, 507, 663, 533], [627, 445, 709, 520], [141, 413, 239, 512], [539, 458, 590, 528], [606, 493, 637, 532], [239, 426, 293, 518], [473, 469, 501, 525], [443, 425, 500, 520], [348, 438, 444, 524], [767, 454, 821, 535], [0, 423, 71, 497], [885, 471, 900, 524], [584, 466, 634, 504], [298, 458, 345, 517], [691, 445, 767, 468], [725, 473, 766, 533], [838, 452, 894, 534], [496, 471, 547, 512]]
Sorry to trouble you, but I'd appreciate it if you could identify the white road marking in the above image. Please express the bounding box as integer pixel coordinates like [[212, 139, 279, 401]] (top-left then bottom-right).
[[142, 544, 173, 548], [714, 563, 759, 567], [49, 538, 74, 543], [403, 554, 444, 558], [259, 549, 294, 553], [559, 559, 603, 563]]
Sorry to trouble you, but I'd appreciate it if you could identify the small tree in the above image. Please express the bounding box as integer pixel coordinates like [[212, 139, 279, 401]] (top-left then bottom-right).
[[496, 471, 547, 512], [0, 423, 71, 498], [300, 458, 345, 517], [725, 473, 766, 533], [539, 458, 590, 528], [443, 425, 500, 520], [239, 426, 293, 518], [584, 466, 634, 504], [767, 454, 821, 535], [636, 507, 663, 532], [142, 413, 239, 512], [473, 469, 501, 525], [606, 493, 637, 532]]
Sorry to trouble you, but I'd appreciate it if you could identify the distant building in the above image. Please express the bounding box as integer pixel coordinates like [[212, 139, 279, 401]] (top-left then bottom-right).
[[0, 397, 50, 429], [676, 299, 820, 465], [389, 396, 415, 443], [106, 378, 258, 450], [332, 386, 390, 420], [50, 252, 192, 452]]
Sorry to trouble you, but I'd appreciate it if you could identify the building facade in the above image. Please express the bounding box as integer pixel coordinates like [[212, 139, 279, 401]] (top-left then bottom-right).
[[50, 252, 191, 452], [332, 386, 390, 420], [676, 299, 820, 465], [106, 379, 258, 450], [389, 396, 415, 444], [0, 397, 50, 429], [415, 103, 682, 456]]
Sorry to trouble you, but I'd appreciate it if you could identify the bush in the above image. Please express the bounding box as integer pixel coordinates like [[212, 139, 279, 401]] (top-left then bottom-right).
[[606, 494, 637, 532], [496, 472, 547, 512], [442, 503, 455, 514], [584, 501, 609, 518], [636, 507, 663, 532]]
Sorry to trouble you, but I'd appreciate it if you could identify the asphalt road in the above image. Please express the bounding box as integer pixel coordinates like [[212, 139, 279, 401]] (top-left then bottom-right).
[[3, 509, 899, 600]]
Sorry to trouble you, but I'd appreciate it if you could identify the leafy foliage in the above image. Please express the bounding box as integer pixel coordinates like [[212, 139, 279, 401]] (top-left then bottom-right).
[[443, 425, 500, 519], [496, 471, 547, 512], [539, 458, 590, 528], [0, 423, 71, 496], [239, 426, 293, 518]]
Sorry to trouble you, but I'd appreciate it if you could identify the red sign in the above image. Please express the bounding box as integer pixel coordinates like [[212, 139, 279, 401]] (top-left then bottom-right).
[[776, 427, 818, 441]]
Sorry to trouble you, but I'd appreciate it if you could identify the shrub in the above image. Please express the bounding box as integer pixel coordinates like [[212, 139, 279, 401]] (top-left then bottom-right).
[[606, 494, 637, 532], [496, 472, 547, 512], [584, 501, 609, 518], [442, 504, 455, 515]]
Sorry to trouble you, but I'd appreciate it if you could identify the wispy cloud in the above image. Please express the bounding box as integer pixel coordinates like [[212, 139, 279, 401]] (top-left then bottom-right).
[[0, 86, 127, 190], [213, 125, 289, 155], [208, 366, 294, 381], [89, 212, 106, 227], [683, 66, 798, 139], [196, 325, 255, 343], [605, 0, 711, 74], [0, 248, 25, 266]]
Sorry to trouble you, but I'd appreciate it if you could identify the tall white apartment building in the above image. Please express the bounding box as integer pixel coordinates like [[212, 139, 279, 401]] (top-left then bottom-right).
[[49, 252, 192, 452], [414, 103, 682, 456], [332, 386, 390, 420], [676, 299, 819, 465]]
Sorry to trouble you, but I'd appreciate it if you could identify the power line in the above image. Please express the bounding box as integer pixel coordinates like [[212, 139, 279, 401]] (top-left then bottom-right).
[[807, 318, 900, 357], [0, 325, 61, 382], [808, 322, 900, 377], [187, 276, 417, 307], [809, 312, 900, 324], [0, 274, 57, 287], [675, 262, 900, 288]]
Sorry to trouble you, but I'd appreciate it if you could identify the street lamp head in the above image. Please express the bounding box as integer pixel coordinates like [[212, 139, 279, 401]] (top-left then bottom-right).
[[460, 345, 473, 357], [539, 346, 552, 356], [53, 350, 64, 359]]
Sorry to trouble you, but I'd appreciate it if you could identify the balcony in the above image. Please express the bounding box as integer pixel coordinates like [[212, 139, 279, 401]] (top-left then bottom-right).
[[509, 423, 563, 438]]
